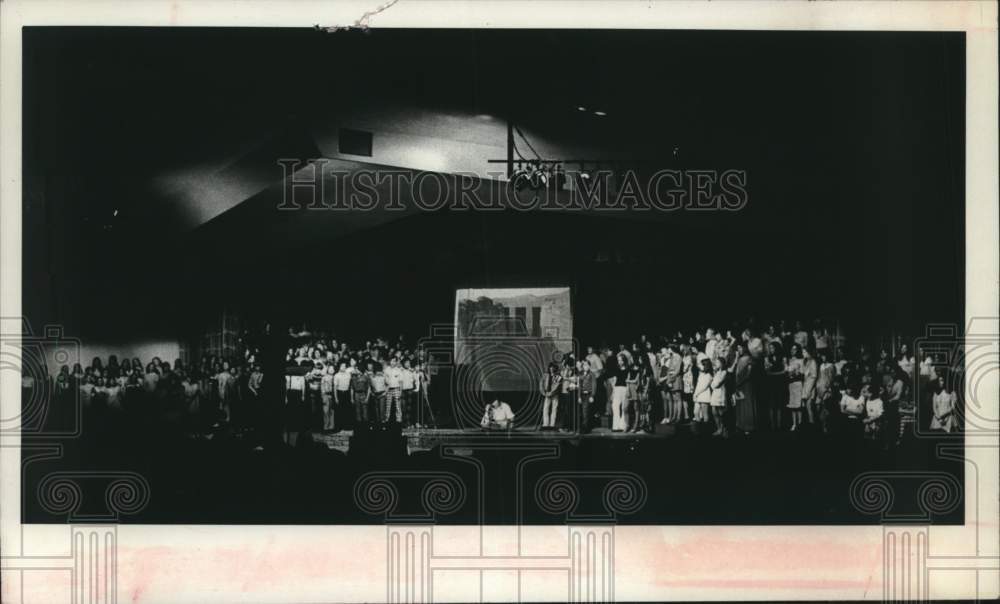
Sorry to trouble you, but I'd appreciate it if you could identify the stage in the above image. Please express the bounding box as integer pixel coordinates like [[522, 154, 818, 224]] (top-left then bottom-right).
[[311, 424, 689, 454]]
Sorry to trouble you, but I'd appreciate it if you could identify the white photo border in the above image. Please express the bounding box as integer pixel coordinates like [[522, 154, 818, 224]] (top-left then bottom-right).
[[2, 1, 997, 602]]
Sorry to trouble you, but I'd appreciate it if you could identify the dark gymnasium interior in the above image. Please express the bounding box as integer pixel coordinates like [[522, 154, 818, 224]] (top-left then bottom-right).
[[21, 28, 966, 524]]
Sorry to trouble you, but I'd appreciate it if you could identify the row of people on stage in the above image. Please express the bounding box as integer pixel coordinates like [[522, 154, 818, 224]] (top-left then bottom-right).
[[280, 334, 434, 433], [285, 356, 433, 435], [44, 356, 263, 432], [37, 334, 436, 436], [33, 321, 960, 445], [534, 326, 959, 444]]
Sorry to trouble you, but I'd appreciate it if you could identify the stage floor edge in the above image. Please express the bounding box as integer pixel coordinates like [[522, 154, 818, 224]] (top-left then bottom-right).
[[312, 425, 685, 454]]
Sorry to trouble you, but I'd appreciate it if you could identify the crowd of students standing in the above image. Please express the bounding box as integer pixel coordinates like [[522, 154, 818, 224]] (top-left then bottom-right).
[[540, 320, 959, 445], [37, 320, 960, 448]]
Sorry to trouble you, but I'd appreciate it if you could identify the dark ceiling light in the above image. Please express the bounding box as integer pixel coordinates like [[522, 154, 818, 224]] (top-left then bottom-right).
[[513, 162, 557, 191], [511, 165, 531, 191], [530, 165, 548, 188]]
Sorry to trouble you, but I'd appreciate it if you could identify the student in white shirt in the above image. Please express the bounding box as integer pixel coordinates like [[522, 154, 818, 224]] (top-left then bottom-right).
[[704, 329, 718, 362], [896, 344, 915, 380], [182, 373, 201, 418], [919, 352, 938, 383], [104, 377, 123, 411], [285, 370, 307, 444], [839, 385, 865, 439], [383, 358, 404, 424], [79, 375, 96, 408], [585, 346, 604, 376], [333, 362, 353, 425], [833, 348, 848, 377], [143, 364, 160, 393], [862, 383, 885, 439], [481, 399, 515, 430]]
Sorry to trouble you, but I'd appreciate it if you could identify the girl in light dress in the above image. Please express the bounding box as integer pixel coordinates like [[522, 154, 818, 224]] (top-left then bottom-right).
[[816, 351, 835, 402], [682, 347, 695, 424], [103, 375, 123, 412], [216, 360, 235, 424], [785, 344, 804, 431], [930, 375, 957, 433], [709, 357, 727, 437], [143, 363, 160, 396], [693, 358, 713, 426], [896, 344, 915, 382], [610, 354, 629, 432]]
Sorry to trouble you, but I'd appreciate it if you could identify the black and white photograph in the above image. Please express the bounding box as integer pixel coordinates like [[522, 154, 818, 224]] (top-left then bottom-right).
[[2, 1, 997, 603]]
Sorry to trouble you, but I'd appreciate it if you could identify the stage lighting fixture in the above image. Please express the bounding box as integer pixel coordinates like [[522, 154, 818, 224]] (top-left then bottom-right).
[[512, 166, 531, 190], [530, 165, 548, 188]]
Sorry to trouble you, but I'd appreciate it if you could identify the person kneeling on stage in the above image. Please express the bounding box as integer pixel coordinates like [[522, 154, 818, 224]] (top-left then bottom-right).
[[481, 399, 515, 430]]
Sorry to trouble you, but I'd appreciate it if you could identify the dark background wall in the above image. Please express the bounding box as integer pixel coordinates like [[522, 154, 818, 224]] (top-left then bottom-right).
[[21, 28, 965, 349]]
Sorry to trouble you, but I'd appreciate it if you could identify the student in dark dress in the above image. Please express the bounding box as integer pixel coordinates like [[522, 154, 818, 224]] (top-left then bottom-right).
[[732, 345, 757, 435], [763, 341, 786, 431], [625, 361, 641, 431], [576, 362, 596, 434]]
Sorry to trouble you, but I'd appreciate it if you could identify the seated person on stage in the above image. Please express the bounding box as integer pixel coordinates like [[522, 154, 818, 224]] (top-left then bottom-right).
[[481, 399, 516, 430], [838, 384, 866, 438]]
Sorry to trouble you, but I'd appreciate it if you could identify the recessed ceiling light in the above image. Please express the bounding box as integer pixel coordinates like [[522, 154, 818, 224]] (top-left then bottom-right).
[[593, 110, 607, 117], [577, 106, 587, 112]]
